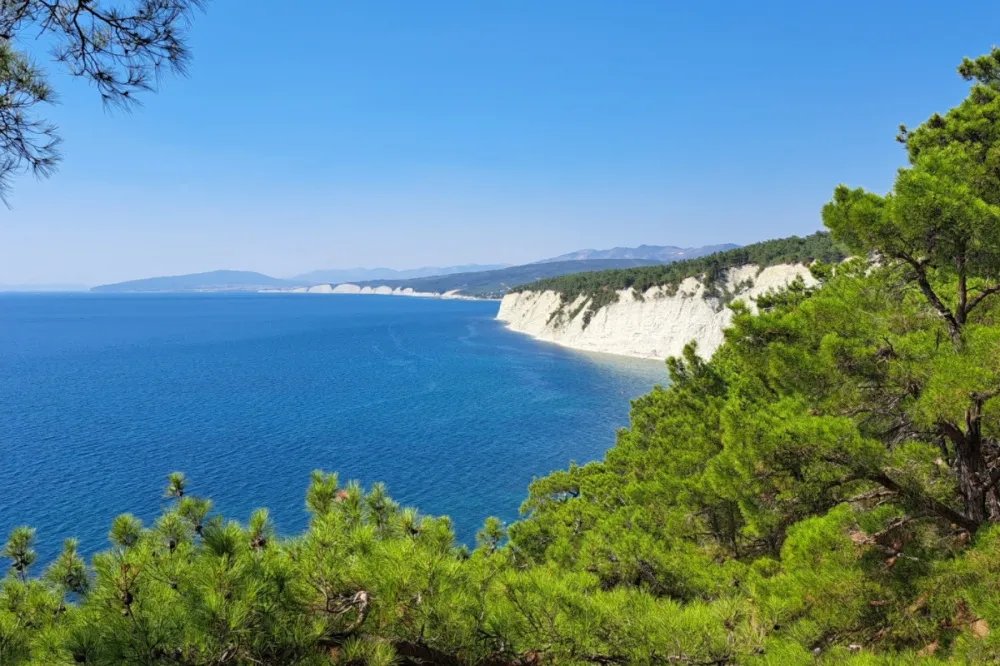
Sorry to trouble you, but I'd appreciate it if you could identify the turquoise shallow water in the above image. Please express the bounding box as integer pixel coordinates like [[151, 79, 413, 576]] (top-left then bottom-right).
[[0, 293, 664, 562]]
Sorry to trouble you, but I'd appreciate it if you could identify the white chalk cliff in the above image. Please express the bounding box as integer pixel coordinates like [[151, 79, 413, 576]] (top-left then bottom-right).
[[496, 264, 817, 360], [263, 283, 481, 299]]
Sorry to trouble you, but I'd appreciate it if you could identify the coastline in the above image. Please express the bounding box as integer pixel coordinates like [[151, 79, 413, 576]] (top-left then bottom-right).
[[497, 319, 668, 360], [260, 283, 499, 302], [495, 263, 817, 361]]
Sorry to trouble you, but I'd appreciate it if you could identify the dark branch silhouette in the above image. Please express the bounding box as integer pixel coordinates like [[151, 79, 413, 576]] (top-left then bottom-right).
[[0, 0, 203, 202]]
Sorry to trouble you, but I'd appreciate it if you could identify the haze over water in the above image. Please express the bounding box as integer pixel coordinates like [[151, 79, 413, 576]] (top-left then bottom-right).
[[1, 294, 664, 562]]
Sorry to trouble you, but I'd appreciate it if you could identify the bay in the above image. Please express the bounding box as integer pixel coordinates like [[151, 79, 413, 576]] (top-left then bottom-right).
[[0, 293, 664, 562]]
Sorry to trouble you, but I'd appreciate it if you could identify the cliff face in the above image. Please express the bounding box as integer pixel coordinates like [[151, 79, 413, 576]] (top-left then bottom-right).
[[496, 264, 817, 360], [270, 283, 479, 299]]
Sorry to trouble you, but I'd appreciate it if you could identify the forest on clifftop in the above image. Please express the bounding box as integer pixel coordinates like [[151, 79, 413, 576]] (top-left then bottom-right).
[[509, 231, 847, 324]]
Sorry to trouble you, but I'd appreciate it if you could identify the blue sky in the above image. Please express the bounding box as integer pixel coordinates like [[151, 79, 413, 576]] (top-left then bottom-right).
[[1, 0, 998, 285]]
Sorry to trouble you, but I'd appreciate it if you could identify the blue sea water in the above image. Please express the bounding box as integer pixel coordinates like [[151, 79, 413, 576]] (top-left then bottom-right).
[[0, 293, 665, 563]]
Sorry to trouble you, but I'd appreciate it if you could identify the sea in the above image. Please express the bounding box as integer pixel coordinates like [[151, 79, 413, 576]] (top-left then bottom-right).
[[0, 293, 665, 563]]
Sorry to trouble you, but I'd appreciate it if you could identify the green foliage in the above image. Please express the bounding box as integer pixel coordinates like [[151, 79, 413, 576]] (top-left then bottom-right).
[[475, 516, 506, 554], [44, 538, 89, 596], [2, 527, 37, 579], [165, 472, 187, 499], [826, 45, 1000, 346], [511, 232, 846, 327]]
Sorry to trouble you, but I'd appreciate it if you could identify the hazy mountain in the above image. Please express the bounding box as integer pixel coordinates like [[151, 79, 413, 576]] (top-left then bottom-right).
[[87, 246, 738, 295], [537, 243, 740, 264], [350, 259, 667, 299], [92, 270, 292, 293], [291, 264, 509, 285]]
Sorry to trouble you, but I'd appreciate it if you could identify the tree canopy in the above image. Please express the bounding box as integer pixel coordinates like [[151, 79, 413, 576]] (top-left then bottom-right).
[[8, 45, 1000, 666], [823, 46, 1000, 347]]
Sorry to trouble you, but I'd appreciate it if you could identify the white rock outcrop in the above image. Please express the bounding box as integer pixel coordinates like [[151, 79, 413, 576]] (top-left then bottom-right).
[[392, 287, 440, 298], [496, 264, 816, 360], [271, 282, 480, 299], [442, 289, 478, 300]]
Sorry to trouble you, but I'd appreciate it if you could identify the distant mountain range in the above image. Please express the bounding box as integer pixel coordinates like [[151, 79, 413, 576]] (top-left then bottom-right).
[[537, 243, 739, 263], [91, 270, 290, 293], [90, 243, 742, 295], [349, 259, 669, 299], [290, 264, 509, 285]]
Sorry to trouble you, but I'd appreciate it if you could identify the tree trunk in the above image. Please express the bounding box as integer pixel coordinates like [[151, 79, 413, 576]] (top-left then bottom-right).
[[955, 250, 968, 326], [916, 272, 962, 346], [869, 468, 979, 532], [942, 406, 1000, 525]]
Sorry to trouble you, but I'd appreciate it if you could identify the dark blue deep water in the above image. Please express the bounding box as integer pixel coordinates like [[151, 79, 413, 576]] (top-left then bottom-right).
[[0, 294, 664, 562]]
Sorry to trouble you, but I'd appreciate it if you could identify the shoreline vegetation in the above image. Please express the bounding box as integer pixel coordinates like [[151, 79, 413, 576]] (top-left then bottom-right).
[[509, 231, 846, 318], [10, 46, 1000, 666]]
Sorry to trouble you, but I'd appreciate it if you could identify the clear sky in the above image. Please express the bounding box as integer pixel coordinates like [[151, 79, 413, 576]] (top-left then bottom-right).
[[2, 0, 999, 285]]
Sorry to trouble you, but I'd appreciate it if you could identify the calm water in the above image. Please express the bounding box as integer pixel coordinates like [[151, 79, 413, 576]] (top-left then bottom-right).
[[0, 294, 664, 562]]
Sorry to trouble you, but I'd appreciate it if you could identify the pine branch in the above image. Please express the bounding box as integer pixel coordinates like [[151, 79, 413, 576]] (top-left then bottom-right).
[[965, 283, 1000, 316]]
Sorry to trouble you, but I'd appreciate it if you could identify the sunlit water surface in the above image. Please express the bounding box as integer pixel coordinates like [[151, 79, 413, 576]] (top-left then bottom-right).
[[0, 293, 665, 562]]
